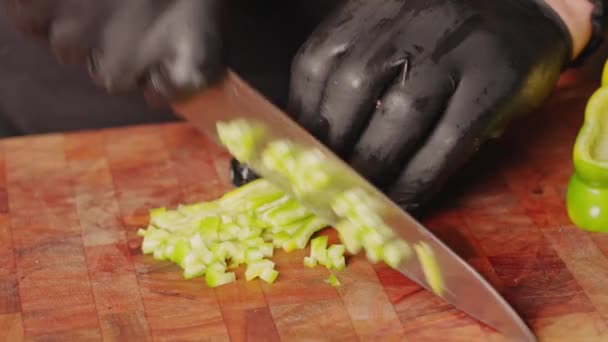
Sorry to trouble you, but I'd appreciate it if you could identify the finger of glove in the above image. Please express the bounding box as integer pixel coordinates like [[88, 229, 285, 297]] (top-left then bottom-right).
[[92, 0, 171, 94], [348, 62, 453, 187], [49, 1, 116, 65], [287, 0, 382, 126], [314, 8, 417, 156], [5, 0, 55, 37], [49, 16, 101, 65], [387, 74, 512, 212], [144, 0, 225, 103]]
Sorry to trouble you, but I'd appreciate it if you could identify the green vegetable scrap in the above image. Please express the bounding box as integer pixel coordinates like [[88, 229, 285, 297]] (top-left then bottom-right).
[[245, 259, 278, 283], [304, 236, 347, 271], [216, 119, 267, 162], [414, 242, 444, 295], [327, 274, 341, 287], [138, 178, 328, 288]]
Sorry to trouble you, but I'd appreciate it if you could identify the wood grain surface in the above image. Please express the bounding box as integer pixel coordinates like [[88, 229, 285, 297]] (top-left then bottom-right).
[[1, 70, 607, 341]]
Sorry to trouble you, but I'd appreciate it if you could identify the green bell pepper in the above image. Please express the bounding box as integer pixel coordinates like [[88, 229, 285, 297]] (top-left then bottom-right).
[[566, 62, 608, 232]]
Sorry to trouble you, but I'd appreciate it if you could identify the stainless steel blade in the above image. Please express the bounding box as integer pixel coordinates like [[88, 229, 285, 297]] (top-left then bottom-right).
[[172, 70, 537, 342]]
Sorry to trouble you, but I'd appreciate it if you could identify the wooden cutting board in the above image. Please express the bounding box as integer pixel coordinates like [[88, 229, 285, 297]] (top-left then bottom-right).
[[1, 70, 608, 341]]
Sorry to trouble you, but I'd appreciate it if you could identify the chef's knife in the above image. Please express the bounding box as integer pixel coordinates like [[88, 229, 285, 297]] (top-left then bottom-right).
[[172, 70, 537, 342]]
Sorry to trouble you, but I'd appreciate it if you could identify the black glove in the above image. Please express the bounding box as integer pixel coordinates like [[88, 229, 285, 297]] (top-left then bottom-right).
[[234, 0, 573, 213], [5, 0, 224, 103]]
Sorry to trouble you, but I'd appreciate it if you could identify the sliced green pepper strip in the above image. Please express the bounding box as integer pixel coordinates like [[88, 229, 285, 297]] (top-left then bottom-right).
[[414, 242, 444, 296], [216, 119, 267, 162], [197, 216, 221, 243], [261, 198, 314, 226], [183, 263, 206, 280], [165, 236, 191, 265], [205, 262, 236, 288], [259, 268, 279, 284], [150, 208, 191, 232], [272, 231, 290, 248], [327, 244, 346, 270], [566, 71, 608, 232], [219, 181, 285, 214], [334, 220, 362, 254], [292, 149, 337, 196], [303, 256, 317, 268]]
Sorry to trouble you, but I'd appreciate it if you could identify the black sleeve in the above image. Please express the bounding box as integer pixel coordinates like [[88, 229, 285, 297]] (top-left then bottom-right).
[[569, 0, 608, 67]]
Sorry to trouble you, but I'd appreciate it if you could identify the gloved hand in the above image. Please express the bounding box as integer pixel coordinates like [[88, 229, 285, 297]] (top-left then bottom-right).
[[5, 0, 224, 103], [234, 0, 576, 213]]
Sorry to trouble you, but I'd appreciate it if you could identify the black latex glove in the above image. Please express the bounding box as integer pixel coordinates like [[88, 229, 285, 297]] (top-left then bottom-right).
[[233, 0, 573, 213], [5, 0, 224, 103]]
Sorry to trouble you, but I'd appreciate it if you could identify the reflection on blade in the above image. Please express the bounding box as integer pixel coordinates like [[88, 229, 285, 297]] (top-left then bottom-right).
[[172, 71, 537, 342]]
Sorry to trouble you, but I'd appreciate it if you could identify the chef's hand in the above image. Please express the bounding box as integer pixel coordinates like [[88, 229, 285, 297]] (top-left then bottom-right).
[[5, 0, 224, 103], [283, 0, 592, 212]]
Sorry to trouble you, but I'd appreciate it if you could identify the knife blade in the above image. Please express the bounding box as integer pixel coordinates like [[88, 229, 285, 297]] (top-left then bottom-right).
[[172, 70, 537, 342]]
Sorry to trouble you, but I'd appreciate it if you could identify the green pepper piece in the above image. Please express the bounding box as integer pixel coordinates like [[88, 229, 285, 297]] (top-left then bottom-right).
[[216, 119, 267, 163], [327, 273, 341, 287], [414, 242, 444, 296], [566, 70, 608, 232]]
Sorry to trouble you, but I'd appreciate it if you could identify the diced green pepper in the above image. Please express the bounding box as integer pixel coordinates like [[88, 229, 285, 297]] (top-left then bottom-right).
[[165, 236, 191, 265], [327, 244, 346, 270], [259, 268, 279, 284], [272, 231, 290, 248], [282, 217, 328, 252], [310, 236, 329, 265], [183, 263, 206, 280], [382, 240, 412, 269], [335, 220, 362, 254], [205, 262, 236, 288], [327, 274, 341, 287], [245, 259, 276, 281], [150, 208, 194, 232], [303, 256, 317, 268]]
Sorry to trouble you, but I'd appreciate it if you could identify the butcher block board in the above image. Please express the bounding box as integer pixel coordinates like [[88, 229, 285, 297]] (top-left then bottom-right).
[[2, 71, 608, 341]]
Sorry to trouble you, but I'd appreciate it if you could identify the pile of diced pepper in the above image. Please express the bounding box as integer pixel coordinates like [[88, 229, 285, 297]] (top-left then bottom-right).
[[136, 119, 443, 294]]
